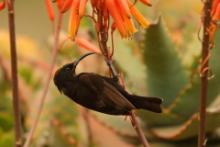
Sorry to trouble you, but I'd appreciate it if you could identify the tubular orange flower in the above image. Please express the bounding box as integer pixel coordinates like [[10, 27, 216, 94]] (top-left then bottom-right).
[[61, 0, 73, 13], [128, 0, 150, 28], [79, 0, 88, 17], [111, 22, 117, 32], [75, 37, 101, 53], [212, 0, 220, 20], [211, 0, 220, 16], [209, 0, 220, 42], [56, 0, 64, 11], [124, 17, 137, 36], [45, 0, 73, 21], [105, 0, 127, 37], [115, 1, 137, 37], [67, 0, 151, 39], [139, 0, 152, 6], [68, 0, 80, 40], [0, 1, 5, 11], [212, 0, 220, 19], [116, 0, 131, 18], [45, 0, 55, 21]]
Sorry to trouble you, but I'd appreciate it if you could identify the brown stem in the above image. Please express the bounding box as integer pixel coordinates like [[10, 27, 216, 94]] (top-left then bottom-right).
[[81, 109, 93, 146], [6, 1, 22, 146], [129, 111, 150, 147], [23, 13, 63, 147], [198, 0, 212, 147], [96, 8, 117, 78]]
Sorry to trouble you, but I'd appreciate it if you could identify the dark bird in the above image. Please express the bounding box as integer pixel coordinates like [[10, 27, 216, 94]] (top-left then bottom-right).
[[54, 53, 162, 115]]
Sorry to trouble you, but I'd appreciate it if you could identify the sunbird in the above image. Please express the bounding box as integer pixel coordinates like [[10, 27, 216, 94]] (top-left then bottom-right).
[[54, 53, 162, 115]]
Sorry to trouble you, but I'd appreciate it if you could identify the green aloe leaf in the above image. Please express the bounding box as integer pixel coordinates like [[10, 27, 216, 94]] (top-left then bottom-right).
[[139, 19, 188, 126], [137, 22, 220, 143], [150, 108, 220, 141], [114, 37, 147, 96], [164, 28, 220, 118], [150, 30, 220, 141], [139, 20, 220, 127], [142, 18, 188, 107]]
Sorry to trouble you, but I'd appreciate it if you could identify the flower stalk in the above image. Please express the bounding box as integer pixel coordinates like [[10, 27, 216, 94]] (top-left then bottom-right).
[[23, 13, 63, 147], [199, 0, 213, 147], [96, 7, 118, 77], [6, 0, 22, 146], [130, 111, 150, 147]]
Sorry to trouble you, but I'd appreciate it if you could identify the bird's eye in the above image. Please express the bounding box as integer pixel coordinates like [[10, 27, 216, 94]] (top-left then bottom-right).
[[65, 66, 72, 71], [62, 64, 73, 71]]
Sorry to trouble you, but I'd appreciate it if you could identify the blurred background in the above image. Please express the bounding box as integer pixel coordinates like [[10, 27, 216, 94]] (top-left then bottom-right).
[[1, 0, 220, 146]]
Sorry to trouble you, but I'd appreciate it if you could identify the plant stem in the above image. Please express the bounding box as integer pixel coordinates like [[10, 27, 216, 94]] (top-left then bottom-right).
[[6, 1, 22, 146], [96, 8, 118, 79], [130, 111, 150, 147], [23, 13, 63, 147], [198, 0, 212, 147], [81, 109, 93, 146]]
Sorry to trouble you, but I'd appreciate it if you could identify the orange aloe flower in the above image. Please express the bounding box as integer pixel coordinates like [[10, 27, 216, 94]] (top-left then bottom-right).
[[212, 0, 220, 21], [45, 0, 55, 21], [139, 0, 152, 6], [0, 0, 5, 11], [61, 0, 73, 13], [56, 0, 74, 13], [45, 0, 73, 22], [68, 0, 151, 40], [75, 37, 101, 54], [209, 0, 220, 41], [68, 0, 81, 40]]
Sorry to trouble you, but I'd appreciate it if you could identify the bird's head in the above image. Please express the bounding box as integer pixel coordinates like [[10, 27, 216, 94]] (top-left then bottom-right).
[[54, 52, 95, 93]]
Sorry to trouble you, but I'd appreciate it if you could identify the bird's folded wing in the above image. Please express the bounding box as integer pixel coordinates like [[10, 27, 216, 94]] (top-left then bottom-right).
[[78, 73, 135, 110], [102, 80, 135, 109]]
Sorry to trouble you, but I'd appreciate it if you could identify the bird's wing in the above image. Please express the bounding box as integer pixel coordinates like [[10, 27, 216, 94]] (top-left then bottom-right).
[[78, 73, 135, 110]]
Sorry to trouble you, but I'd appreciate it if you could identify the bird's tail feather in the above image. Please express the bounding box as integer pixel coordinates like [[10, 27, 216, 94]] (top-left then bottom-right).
[[130, 95, 162, 113]]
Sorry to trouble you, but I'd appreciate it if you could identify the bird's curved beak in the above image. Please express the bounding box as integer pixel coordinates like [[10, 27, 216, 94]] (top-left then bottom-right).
[[72, 52, 95, 73]]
